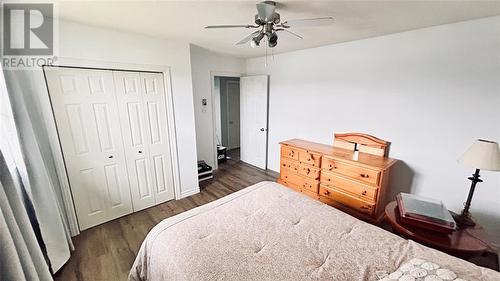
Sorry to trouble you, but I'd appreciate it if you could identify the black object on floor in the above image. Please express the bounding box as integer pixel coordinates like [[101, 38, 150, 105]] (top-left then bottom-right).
[[217, 145, 227, 163], [198, 160, 213, 182]]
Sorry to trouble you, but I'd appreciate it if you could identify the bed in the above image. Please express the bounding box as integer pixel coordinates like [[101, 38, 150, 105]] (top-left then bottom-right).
[[129, 181, 499, 281]]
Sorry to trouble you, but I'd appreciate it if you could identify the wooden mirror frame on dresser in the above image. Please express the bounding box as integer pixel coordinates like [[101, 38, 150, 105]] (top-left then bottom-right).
[[277, 132, 398, 224]]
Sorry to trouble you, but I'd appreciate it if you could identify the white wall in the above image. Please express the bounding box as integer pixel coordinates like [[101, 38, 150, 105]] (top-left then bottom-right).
[[190, 44, 245, 168], [4, 19, 200, 201], [246, 16, 500, 246]]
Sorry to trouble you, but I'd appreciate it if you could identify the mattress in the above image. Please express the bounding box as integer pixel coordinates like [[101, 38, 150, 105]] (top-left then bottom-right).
[[129, 181, 499, 281]]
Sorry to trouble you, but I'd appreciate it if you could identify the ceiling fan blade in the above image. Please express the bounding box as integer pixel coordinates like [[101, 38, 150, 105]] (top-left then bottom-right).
[[205, 24, 256, 29], [256, 2, 276, 21], [276, 29, 303, 39], [282, 17, 334, 27], [235, 30, 261, 45]]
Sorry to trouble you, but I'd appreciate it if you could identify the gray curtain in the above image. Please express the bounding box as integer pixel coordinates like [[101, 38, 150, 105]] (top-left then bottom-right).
[[0, 150, 53, 281], [2, 68, 73, 273]]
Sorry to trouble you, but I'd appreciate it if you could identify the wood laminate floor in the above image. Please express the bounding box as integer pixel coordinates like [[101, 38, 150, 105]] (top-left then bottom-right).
[[54, 159, 277, 281]]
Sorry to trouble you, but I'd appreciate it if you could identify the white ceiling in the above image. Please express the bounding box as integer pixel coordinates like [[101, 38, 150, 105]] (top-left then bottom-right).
[[53, 0, 500, 58]]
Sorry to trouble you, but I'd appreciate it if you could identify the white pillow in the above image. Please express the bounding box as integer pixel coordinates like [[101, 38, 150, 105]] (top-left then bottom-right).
[[376, 258, 469, 281]]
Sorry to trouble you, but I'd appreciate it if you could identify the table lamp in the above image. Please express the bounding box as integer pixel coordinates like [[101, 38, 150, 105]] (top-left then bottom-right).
[[455, 139, 500, 227]]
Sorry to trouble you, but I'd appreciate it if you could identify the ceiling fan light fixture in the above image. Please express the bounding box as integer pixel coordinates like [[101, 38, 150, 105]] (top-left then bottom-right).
[[250, 32, 265, 48], [204, 1, 333, 50], [254, 15, 264, 25], [250, 39, 259, 48], [267, 32, 278, 48]]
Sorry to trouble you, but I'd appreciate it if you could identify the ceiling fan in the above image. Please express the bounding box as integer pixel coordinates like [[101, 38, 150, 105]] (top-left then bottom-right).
[[204, 1, 334, 48]]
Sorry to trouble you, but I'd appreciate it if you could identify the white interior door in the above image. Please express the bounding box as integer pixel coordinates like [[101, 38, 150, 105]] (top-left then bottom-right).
[[114, 71, 174, 211], [240, 75, 269, 169], [45, 67, 133, 230], [226, 80, 240, 150]]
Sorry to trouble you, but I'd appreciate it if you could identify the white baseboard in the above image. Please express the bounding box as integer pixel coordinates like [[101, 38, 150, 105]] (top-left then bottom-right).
[[180, 187, 200, 199]]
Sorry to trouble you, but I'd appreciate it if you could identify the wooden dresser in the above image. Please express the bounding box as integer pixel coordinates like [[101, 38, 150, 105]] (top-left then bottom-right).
[[277, 133, 398, 223]]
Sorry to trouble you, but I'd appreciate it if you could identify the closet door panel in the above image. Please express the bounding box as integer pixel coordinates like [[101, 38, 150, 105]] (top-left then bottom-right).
[[114, 72, 156, 211], [56, 73, 109, 229], [141, 73, 175, 203], [45, 67, 133, 230]]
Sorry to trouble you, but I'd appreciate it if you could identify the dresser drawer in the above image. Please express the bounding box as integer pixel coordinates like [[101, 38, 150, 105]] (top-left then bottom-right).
[[280, 180, 318, 199], [281, 168, 319, 193], [280, 166, 297, 182], [320, 171, 377, 202], [280, 157, 299, 173], [281, 145, 299, 160], [278, 178, 301, 192], [297, 163, 320, 179], [300, 178, 320, 193], [319, 185, 375, 216], [301, 188, 319, 200], [321, 157, 381, 186], [298, 149, 321, 167]]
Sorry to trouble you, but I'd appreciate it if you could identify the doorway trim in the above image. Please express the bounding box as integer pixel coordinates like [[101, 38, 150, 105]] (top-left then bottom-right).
[[40, 57, 181, 235], [209, 71, 242, 170]]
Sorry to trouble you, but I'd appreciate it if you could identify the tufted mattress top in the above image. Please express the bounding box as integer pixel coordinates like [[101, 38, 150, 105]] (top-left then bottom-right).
[[129, 181, 499, 281]]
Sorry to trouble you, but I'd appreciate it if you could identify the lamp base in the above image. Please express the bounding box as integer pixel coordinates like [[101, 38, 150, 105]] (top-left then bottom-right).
[[452, 212, 476, 228], [453, 169, 481, 229]]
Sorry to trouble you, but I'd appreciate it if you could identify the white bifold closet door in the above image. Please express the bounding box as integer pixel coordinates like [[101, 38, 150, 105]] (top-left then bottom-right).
[[45, 67, 175, 230], [113, 72, 174, 211]]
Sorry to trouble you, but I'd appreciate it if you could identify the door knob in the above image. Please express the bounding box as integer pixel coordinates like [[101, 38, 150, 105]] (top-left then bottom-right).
[[138, 150, 143, 154], [260, 128, 265, 131]]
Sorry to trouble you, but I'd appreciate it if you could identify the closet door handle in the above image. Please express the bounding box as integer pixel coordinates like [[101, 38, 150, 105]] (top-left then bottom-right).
[[108, 155, 114, 159], [138, 150, 143, 154]]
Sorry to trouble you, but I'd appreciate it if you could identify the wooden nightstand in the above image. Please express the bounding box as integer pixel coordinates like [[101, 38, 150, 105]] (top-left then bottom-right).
[[384, 201, 491, 259]]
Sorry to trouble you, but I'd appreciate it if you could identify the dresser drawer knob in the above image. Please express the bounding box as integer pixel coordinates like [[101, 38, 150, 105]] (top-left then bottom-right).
[[323, 190, 330, 195], [361, 190, 367, 196], [360, 174, 369, 178], [306, 168, 311, 174]]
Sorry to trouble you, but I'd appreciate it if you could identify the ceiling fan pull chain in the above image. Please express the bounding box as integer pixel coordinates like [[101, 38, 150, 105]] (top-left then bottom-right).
[[265, 37, 268, 67]]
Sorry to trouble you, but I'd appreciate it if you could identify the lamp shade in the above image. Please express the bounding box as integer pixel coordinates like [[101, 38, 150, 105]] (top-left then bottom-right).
[[459, 139, 500, 171]]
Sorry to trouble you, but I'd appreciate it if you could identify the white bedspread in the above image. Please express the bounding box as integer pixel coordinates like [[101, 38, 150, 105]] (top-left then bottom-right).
[[129, 181, 499, 281]]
